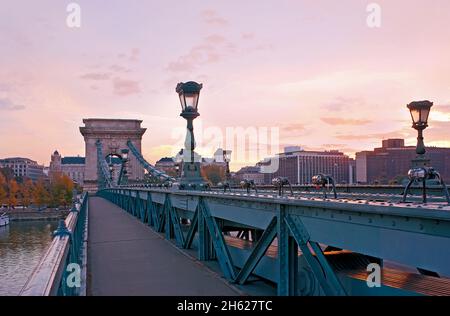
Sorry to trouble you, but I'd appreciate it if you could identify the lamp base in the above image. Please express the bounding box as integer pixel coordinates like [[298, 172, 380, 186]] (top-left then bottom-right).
[[412, 155, 431, 168], [179, 161, 206, 190]]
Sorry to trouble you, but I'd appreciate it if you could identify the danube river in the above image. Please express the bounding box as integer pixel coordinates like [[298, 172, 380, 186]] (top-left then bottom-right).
[[0, 220, 58, 296]]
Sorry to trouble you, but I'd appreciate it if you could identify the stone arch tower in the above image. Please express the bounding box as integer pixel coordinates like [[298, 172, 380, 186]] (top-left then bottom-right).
[[80, 119, 146, 192]]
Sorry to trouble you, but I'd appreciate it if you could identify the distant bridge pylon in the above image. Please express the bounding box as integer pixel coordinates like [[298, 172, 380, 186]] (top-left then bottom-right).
[[80, 118, 146, 192]]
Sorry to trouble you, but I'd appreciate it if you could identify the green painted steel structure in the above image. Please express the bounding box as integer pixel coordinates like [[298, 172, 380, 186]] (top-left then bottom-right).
[[20, 192, 89, 296], [98, 187, 450, 296]]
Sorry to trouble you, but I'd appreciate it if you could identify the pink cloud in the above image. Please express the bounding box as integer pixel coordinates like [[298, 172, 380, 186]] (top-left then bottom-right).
[[201, 10, 228, 26], [321, 97, 366, 112], [110, 64, 132, 73], [241, 33, 255, 40], [167, 35, 234, 72], [80, 73, 111, 80], [282, 123, 306, 132], [335, 130, 407, 141], [112, 78, 141, 96], [0, 98, 25, 111], [321, 117, 372, 126], [129, 48, 140, 62]]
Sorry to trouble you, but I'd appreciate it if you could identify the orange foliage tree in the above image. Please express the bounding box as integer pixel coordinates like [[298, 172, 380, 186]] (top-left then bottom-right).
[[0, 172, 7, 207], [50, 173, 74, 208], [33, 179, 50, 209], [7, 179, 20, 209], [20, 179, 35, 208], [200, 164, 225, 185]]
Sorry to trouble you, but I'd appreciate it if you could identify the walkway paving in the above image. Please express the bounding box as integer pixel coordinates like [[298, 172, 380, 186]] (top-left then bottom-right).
[[87, 197, 241, 296]]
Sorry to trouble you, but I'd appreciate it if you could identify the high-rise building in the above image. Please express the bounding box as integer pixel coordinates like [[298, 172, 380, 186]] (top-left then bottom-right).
[[0, 157, 45, 181], [264, 147, 350, 185], [355, 139, 450, 184]]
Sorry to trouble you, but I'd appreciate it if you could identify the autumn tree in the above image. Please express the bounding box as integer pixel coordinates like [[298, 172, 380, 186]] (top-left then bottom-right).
[[0, 167, 14, 182], [0, 172, 7, 207], [7, 179, 20, 209], [201, 165, 225, 185], [33, 179, 50, 209], [50, 173, 74, 208], [20, 179, 35, 208]]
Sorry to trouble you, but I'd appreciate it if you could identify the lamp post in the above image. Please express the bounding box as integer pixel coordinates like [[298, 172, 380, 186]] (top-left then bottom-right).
[[403, 101, 450, 204], [223, 149, 232, 181], [312, 174, 337, 199], [407, 100, 433, 167], [121, 148, 129, 185], [176, 81, 205, 188], [108, 163, 114, 181]]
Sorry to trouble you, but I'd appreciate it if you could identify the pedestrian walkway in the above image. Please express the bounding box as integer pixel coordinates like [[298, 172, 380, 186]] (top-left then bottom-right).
[[87, 197, 241, 296]]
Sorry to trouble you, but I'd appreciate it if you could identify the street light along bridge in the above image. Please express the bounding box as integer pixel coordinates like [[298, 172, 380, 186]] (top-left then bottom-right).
[[20, 136, 450, 296], [20, 89, 450, 296]]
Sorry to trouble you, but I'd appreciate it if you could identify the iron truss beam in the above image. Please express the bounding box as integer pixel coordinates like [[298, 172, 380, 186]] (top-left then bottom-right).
[[97, 187, 450, 296]]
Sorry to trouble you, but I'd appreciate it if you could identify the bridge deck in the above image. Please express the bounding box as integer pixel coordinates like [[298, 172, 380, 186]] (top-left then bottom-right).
[[87, 197, 241, 296]]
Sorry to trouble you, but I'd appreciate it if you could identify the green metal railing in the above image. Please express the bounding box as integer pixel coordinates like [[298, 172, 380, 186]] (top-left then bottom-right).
[[20, 192, 89, 296], [99, 187, 450, 296]]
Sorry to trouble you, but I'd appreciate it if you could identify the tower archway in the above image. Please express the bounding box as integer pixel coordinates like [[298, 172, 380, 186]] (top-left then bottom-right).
[[80, 118, 146, 192]]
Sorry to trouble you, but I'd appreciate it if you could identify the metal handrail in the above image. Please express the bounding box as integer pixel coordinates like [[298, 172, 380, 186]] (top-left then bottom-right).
[[20, 192, 89, 296], [99, 187, 450, 296]]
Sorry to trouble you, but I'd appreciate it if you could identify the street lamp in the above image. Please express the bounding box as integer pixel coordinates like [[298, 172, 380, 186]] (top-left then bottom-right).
[[121, 148, 129, 161], [240, 179, 257, 194], [176, 81, 205, 188], [403, 100, 450, 204], [272, 177, 293, 196], [121, 148, 129, 185], [222, 149, 232, 181], [407, 100, 433, 158], [312, 174, 337, 199], [108, 163, 114, 181]]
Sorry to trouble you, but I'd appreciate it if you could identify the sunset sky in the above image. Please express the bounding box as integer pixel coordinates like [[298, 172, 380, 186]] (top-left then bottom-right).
[[1, 0, 450, 171]]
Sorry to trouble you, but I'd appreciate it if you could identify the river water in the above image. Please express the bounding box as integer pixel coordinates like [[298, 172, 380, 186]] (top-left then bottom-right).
[[0, 220, 58, 296]]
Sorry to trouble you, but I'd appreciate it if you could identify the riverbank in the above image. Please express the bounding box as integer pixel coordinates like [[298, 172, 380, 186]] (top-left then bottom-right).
[[2, 208, 69, 221], [0, 220, 59, 295]]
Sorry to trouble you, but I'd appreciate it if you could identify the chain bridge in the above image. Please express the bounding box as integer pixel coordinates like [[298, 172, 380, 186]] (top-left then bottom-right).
[[19, 95, 450, 296]]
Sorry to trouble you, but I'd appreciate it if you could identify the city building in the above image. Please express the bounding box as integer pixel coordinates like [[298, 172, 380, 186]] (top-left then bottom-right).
[[49, 150, 85, 185], [263, 147, 351, 185], [235, 166, 265, 185], [155, 157, 178, 176], [356, 139, 450, 184], [0, 157, 45, 181], [201, 148, 229, 169], [349, 158, 356, 185], [169, 148, 231, 180]]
